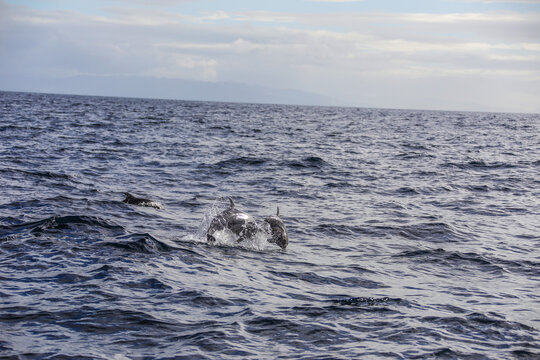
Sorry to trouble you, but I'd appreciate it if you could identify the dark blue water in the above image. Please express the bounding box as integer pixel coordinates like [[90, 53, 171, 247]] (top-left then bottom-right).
[[1, 91, 539, 359]]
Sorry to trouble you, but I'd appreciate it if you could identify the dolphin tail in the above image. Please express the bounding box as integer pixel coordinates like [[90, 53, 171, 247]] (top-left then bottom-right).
[[228, 197, 235, 209], [276, 206, 280, 217]]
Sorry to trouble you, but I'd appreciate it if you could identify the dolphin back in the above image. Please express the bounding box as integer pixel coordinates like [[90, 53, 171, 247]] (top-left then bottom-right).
[[265, 210, 288, 249]]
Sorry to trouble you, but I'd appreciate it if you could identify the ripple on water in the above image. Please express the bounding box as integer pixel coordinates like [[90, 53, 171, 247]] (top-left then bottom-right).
[[0, 92, 539, 359]]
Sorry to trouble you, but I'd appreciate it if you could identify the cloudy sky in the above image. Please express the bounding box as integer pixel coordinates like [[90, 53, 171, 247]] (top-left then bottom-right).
[[1, 0, 539, 112]]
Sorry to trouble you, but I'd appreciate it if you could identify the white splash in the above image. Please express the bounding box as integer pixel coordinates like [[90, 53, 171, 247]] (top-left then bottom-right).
[[187, 198, 274, 251]]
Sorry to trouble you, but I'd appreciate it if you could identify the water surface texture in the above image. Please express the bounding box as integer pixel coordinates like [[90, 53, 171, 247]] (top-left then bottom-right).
[[1, 91, 539, 359]]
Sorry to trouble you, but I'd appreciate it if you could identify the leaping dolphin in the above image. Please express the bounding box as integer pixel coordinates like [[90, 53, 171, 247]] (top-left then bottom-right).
[[264, 207, 288, 249], [206, 198, 289, 249], [207, 198, 258, 243]]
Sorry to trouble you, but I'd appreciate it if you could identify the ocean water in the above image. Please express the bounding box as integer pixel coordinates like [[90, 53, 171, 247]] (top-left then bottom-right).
[[0, 91, 539, 359]]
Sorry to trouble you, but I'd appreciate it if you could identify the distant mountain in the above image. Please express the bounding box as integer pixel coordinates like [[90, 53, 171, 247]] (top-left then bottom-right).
[[1, 74, 336, 106]]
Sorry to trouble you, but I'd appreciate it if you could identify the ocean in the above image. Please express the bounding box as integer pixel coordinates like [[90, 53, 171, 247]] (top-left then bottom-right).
[[0, 91, 539, 359]]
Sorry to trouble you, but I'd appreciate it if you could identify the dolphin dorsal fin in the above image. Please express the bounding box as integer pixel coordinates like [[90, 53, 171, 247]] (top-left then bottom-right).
[[276, 206, 280, 216], [228, 197, 235, 209]]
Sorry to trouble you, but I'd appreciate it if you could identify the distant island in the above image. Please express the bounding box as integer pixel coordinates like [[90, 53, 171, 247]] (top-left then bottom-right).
[[1, 74, 336, 107]]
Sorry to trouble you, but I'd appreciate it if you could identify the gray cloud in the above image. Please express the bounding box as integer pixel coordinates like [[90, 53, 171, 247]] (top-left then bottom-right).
[[106, 0, 195, 5], [1, 0, 539, 112], [456, 0, 540, 3]]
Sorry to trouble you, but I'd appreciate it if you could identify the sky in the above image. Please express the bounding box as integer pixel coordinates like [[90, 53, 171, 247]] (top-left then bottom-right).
[[1, 0, 540, 112]]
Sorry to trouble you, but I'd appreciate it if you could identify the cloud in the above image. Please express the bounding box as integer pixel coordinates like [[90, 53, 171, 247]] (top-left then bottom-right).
[[228, 10, 540, 43], [456, 0, 540, 3], [306, 0, 363, 2], [1, 0, 539, 112], [107, 0, 195, 5]]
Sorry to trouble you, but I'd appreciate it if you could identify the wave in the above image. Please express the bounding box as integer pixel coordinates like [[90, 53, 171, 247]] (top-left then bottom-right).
[[330, 296, 399, 306], [394, 248, 507, 275], [394, 186, 421, 195], [287, 297, 408, 320], [323, 181, 356, 188], [267, 270, 387, 289], [198, 155, 329, 173], [442, 159, 518, 170], [0, 215, 181, 255], [0, 196, 73, 212], [173, 289, 237, 307], [1, 167, 73, 181], [397, 222, 466, 243], [409, 348, 488, 359], [194, 156, 270, 176], [0, 215, 125, 239], [394, 152, 435, 160], [213, 156, 269, 168], [244, 315, 348, 347], [106, 233, 176, 253], [315, 221, 466, 243], [285, 156, 329, 169], [418, 311, 538, 344]]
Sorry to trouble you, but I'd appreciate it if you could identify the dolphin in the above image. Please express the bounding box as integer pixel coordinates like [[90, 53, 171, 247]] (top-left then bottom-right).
[[263, 207, 288, 249], [207, 198, 258, 243], [123, 192, 163, 209]]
